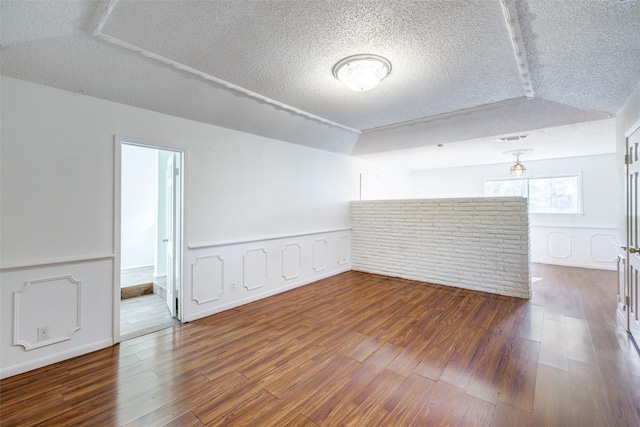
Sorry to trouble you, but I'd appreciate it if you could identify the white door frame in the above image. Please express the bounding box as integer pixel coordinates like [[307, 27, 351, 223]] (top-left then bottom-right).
[[113, 136, 187, 344]]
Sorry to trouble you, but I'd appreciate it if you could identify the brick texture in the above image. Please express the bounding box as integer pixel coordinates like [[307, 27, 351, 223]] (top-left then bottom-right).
[[350, 198, 531, 299]]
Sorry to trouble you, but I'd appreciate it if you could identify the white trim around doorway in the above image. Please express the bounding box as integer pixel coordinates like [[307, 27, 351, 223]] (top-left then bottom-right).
[[113, 135, 188, 344]]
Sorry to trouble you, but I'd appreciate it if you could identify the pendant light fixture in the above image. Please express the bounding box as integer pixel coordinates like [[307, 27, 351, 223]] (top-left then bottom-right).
[[504, 149, 533, 176], [333, 54, 392, 91], [510, 154, 526, 176]]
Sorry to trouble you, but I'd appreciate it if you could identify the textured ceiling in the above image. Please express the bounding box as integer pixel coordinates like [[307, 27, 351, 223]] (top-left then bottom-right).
[[1, 0, 639, 160], [358, 118, 617, 171], [100, 0, 523, 130]]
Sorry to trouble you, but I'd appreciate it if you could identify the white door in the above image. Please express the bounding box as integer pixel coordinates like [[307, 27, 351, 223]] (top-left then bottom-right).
[[626, 125, 640, 340], [165, 154, 182, 318], [617, 254, 627, 326]]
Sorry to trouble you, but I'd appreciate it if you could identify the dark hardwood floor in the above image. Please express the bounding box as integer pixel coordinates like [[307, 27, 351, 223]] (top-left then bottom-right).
[[1, 264, 639, 426]]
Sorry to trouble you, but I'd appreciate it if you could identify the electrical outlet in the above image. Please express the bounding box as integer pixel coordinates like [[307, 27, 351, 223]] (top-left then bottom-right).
[[37, 326, 49, 341], [231, 282, 236, 291]]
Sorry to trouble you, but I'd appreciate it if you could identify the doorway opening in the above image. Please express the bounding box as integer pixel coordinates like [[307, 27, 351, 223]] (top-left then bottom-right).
[[118, 142, 183, 341]]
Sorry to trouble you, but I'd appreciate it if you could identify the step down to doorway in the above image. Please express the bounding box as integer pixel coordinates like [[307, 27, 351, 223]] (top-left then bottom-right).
[[121, 283, 153, 300]]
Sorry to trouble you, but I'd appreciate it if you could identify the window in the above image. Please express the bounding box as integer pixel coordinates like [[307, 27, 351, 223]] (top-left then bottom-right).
[[485, 175, 582, 214]]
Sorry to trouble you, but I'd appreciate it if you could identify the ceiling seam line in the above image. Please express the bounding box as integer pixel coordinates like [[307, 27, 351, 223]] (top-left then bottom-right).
[[94, 33, 360, 134], [361, 97, 528, 135], [85, 0, 360, 135], [499, 0, 535, 99]]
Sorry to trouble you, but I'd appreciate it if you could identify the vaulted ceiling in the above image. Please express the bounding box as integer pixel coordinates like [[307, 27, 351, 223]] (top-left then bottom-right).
[[1, 0, 638, 163]]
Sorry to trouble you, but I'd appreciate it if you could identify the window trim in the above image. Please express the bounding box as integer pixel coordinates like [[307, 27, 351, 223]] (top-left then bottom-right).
[[484, 173, 584, 215]]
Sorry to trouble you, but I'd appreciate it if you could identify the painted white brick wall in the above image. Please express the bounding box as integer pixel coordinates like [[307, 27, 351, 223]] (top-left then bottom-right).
[[350, 197, 531, 299]]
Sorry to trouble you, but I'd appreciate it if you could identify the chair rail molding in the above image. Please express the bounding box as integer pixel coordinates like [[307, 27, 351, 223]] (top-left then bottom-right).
[[1, 254, 115, 271]]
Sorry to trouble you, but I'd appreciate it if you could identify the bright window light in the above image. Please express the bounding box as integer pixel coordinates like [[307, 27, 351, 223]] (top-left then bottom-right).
[[485, 175, 583, 214]]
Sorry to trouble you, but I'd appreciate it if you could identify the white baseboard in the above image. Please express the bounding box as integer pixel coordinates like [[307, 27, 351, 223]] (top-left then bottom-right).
[[120, 264, 154, 271], [185, 267, 351, 322], [0, 338, 113, 380], [532, 259, 615, 271]]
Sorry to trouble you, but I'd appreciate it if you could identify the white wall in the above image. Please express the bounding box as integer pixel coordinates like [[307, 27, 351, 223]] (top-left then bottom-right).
[[412, 154, 616, 228], [0, 76, 412, 378], [121, 144, 157, 271], [412, 154, 618, 270]]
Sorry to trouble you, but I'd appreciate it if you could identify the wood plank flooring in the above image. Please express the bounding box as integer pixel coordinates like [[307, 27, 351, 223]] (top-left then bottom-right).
[[120, 294, 180, 340], [2, 264, 640, 426]]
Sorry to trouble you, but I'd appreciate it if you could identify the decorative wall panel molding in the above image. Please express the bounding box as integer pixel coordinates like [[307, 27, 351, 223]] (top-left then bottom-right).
[[191, 254, 224, 304], [530, 226, 616, 270], [312, 239, 328, 272], [243, 248, 268, 290], [589, 233, 617, 263], [337, 235, 350, 265], [1, 254, 115, 271], [546, 232, 572, 259], [14, 276, 82, 350], [282, 243, 302, 280], [184, 229, 351, 324]]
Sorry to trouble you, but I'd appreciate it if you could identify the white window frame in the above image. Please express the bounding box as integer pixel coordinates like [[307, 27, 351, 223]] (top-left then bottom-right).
[[485, 174, 584, 215]]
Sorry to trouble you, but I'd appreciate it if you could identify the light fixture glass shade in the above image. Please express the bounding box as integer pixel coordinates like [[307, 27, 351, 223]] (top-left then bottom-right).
[[510, 161, 526, 176], [333, 54, 391, 91]]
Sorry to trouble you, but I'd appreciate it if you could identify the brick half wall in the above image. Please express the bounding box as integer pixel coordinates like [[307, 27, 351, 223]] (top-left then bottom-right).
[[350, 198, 531, 299]]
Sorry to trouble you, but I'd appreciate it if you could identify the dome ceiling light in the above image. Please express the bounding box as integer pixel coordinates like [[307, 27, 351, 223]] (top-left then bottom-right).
[[332, 54, 392, 91]]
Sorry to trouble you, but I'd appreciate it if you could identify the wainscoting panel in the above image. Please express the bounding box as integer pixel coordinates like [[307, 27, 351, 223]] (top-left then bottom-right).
[[282, 243, 301, 280], [312, 239, 328, 272], [191, 255, 224, 304], [531, 226, 616, 270], [14, 275, 82, 350], [186, 229, 351, 322], [590, 233, 618, 263], [546, 232, 572, 259], [1, 257, 114, 379], [337, 235, 350, 265], [243, 249, 268, 291]]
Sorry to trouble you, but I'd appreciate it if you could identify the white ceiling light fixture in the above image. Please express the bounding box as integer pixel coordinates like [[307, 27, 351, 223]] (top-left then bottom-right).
[[504, 149, 533, 176], [333, 54, 392, 91]]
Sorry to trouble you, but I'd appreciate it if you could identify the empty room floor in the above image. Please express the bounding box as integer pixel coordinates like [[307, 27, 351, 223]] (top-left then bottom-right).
[[1, 264, 639, 426]]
